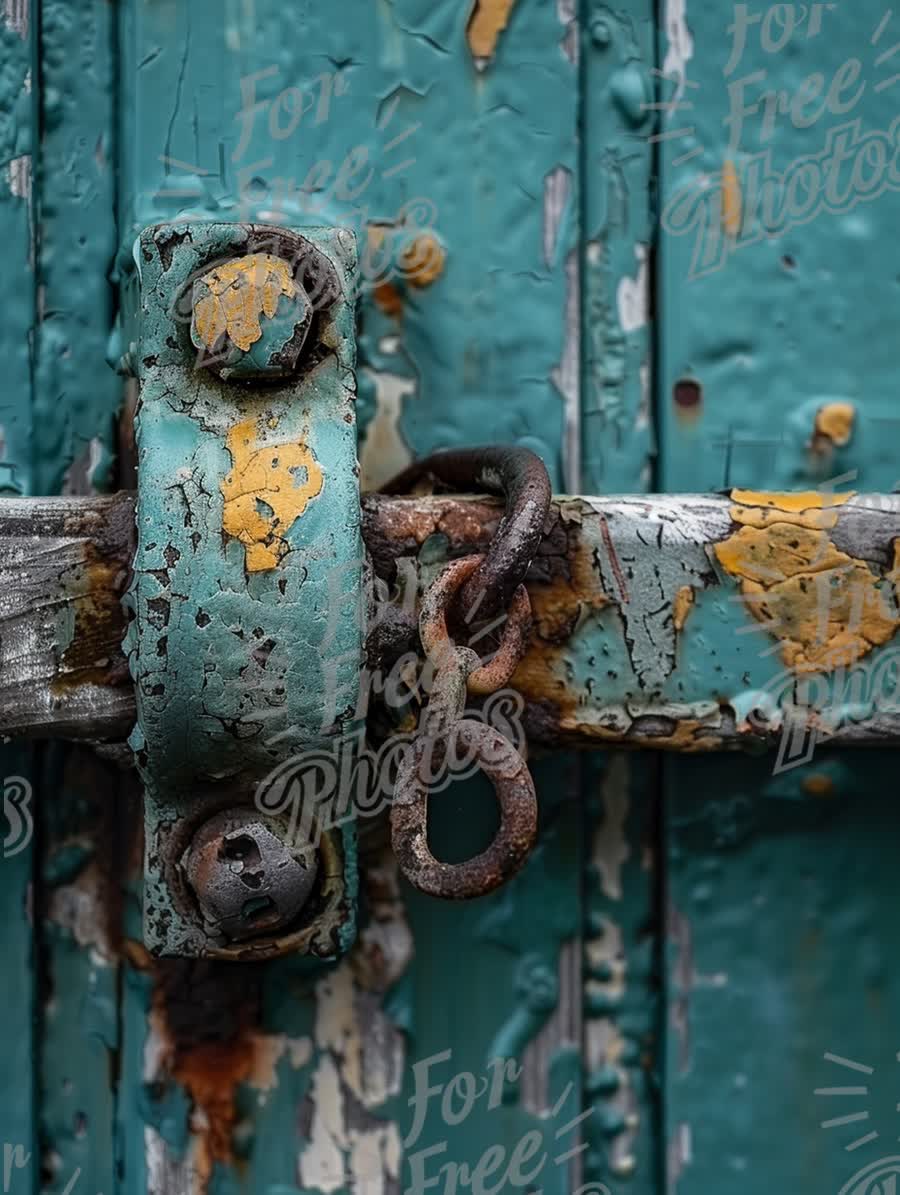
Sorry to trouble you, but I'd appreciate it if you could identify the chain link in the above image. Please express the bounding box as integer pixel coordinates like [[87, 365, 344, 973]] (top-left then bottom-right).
[[383, 446, 551, 899]]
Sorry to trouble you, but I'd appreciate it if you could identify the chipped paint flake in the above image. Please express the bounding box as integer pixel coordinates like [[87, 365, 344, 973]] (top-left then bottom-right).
[[715, 493, 899, 671], [221, 415, 324, 571], [402, 234, 446, 288], [721, 160, 741, 238], [544, 166, 572, 267], [616, 244, 648, 334], [815, 401, 855, 447], [3, 0, 27, 38], [299, 1054, 347, 1194], [662, 0, 694, 101], [193, 254, 296, 353], [347, 1125, 402, 1195], [8, 155, 31, 200], [359, 371, 416, 491], [673, 584, 695, 631], [467, 0, 519, 64]]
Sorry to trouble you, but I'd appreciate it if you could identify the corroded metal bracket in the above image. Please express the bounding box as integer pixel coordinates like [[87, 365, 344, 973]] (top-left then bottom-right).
[[126, 223, 362, 960]]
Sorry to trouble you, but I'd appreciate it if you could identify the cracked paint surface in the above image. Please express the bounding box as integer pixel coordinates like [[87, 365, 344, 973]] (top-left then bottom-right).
[[128, 222, 362, 958]]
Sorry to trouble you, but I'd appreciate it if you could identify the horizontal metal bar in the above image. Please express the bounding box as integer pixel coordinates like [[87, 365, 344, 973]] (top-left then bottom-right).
[[2, 490, 899, 753]]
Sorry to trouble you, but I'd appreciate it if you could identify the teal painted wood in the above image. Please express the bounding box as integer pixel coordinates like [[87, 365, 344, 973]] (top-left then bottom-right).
[[40, 748, 120, 1195], [657, 0, 900, 494], [580, 0, 656, 495], [29, 6, 123, 1194], [0, 8, 37, 1190], [663, 757, 900, 1192], [0, 3, 35, 497], [33, 0, 119, 496], [580, 6, 661, 1190], [582, 755, 661, 1192], [655, 2, 900, 1192]]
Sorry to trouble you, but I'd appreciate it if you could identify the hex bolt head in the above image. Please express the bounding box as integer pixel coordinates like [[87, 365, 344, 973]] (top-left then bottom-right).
[[190, 252, 314, 382], [182, 807, 318, 942]]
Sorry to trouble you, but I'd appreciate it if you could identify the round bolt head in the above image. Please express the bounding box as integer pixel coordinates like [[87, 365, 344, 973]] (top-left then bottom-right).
[[190, 252, 313, 381], [183, 807, 318, 942]]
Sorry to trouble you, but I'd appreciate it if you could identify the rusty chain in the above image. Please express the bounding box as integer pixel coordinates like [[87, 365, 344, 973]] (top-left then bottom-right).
[[382, 446, 551, 900]]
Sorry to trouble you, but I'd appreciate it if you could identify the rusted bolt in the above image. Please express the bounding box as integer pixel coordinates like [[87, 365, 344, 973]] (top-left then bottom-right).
[[190, 251, 313, 381], [182, 807, 318, 942]]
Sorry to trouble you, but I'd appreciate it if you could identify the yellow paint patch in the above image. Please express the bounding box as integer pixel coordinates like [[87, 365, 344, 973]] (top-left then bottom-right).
[[673, 585, 695, 631], [467, 0, 518, 60], [193, 254, 296, 353], [814, 401, 855, 447], [221, 417, 323, 572], [729, 489, 854, 530], [716, 493, 898, 672], [402, 234, 446, 289], [731, 489, 854, 511], [721, 160, 742, 237]]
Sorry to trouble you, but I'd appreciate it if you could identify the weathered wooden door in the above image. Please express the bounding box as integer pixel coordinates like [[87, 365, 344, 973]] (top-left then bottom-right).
[[2, 2, 899, 1193]]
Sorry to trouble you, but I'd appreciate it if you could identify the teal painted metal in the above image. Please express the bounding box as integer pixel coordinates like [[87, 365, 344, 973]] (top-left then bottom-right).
[[127, 221, 362, 959]]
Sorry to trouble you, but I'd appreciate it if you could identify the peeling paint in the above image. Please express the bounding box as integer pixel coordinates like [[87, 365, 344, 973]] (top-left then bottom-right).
[[662, 0, 694, 101], [299, 1054, 347, 1194], [221, 415, 324, 572], [8, 154, 30, 199], [3, 0, 27, 38], [814, 401, 856, 448], [402, 233, 446, 289], [544, 165, 572, 268], [673, 584, 695, 632], [192, 254, 297, 354], [616, 244, 648, 334], [715, 491, 899, 671], [467, 0, 519, 64], [359, 370, 416, 492], [721, 160, 741, 238]]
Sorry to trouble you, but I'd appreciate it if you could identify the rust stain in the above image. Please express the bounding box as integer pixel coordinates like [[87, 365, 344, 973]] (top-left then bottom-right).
[[149, 961, 264, 1192], [221, 415, 323, 572], [814, 401, 855, 448], [54, 531, 131, 693], [373, 280, 404, 317], [802, 773, 836, 796], [467, 0, 518, 61], [193, 254, 296, 353], [673, 585, 695, 632], [721, 160, 742, 237], [716, 493, 898, 672]]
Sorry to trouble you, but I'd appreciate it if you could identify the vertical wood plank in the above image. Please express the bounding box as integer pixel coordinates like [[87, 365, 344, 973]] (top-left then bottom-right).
[[32, 2, 122, 1192], [580, 4, 661, 1190], [656, 2, 900, 1191], [0, 1, 37, 1188]]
